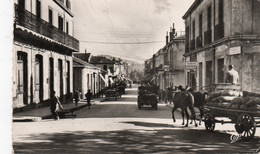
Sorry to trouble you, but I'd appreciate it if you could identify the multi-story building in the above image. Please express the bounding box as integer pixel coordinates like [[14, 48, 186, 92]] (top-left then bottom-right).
[[154, 49, 165, 90], [144, 26, 186, 90], [183, 0, 260, 92], [13, 0, 79, 109], [164, 34, 186, 89]]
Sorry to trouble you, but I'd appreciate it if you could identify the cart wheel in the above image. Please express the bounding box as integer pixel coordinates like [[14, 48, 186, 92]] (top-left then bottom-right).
[[204, 113, 215, 132], [235, 114, 256, 140]]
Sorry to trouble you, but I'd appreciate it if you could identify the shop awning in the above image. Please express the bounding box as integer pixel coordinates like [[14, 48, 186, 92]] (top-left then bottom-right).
[[99, 74, 108, 86]]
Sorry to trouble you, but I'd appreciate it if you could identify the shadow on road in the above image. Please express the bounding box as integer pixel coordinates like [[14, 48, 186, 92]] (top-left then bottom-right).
[[13, 121, 260, 153]]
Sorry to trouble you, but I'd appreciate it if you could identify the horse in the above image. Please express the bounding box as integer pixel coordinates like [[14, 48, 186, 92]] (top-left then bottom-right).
[[186, 86, 208, 125], [171, 85, 198, 127]]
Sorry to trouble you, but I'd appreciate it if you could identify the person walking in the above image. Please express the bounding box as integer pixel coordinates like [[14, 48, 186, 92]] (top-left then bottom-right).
[[50, 91, 63, 120], [73, 88, 80, 106], [226, 65, 239, 84], [85, 90, 93, 109]]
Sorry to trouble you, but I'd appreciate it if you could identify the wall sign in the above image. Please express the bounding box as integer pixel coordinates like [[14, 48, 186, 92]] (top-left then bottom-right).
[[185, 62, 197, 70], [229, 46, 241, 55]]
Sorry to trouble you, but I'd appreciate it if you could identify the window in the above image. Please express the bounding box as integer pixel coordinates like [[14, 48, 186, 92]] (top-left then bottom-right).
[[199, 14, 202, 36], [49, 9, 53, 25], [207, 5, 212, 30], [66, 0, 71, 10], [185, 26, 190, 53], [219, 0, 224, 23], [103, 65, 107, 71], [58, 15, 64, 31], [217, 58, 224, 83], [36, 0, 41, 18], [192, 20, 195, 40], [66, 21, 69, 34], [110, 67, 114, 74], [18, 0, 25, 9]]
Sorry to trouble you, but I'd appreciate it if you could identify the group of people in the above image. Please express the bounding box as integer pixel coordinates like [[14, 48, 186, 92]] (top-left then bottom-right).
[[158, 87, 174, 104], [49, 89, 93, 120], [73, 89, 92, 108]]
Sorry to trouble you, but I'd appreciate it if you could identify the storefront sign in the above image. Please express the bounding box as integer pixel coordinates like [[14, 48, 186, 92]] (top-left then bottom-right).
[[185, 62, 197, 70], [229, 46, 241, 55]]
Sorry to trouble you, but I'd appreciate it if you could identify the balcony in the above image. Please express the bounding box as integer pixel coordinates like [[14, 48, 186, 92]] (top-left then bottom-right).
[[214, 21, 224, 41], [190, 39, 195, 51], [14, 4, 79, 51], [204, 29, 212, 45], [196, 35, 202, 48]]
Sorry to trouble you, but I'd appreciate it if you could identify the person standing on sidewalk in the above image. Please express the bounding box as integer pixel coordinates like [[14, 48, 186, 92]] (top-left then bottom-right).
[[50, 91, 63, 120], [85, 90, 93, 109], [73, 88, 80, 106]]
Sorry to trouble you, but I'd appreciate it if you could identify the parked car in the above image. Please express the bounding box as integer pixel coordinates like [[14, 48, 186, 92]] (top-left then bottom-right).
[[105, 89, 120, 101]]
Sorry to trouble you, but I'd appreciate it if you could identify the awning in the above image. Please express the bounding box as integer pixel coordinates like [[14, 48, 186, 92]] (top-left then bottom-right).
[[109, 77, 114, 84], [99, 74, 108, 86]]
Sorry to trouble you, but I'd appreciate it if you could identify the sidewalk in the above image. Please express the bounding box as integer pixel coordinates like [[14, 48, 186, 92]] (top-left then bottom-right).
[[13, 97, 104, 122]]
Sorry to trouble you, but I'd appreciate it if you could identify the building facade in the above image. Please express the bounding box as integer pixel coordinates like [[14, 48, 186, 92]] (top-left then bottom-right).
[[13, 0, 79, 109], [73, 57, 104, 98], [164, 35, 186, 89], [144, 26, 186, 90], [183, 0, 260, 92]]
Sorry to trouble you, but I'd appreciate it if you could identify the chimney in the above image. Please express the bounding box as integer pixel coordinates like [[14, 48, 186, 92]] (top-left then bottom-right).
[[172, 23, 176, 38], [169, 27, 173, 41], [166, 31, 169, 45], [85, 49, 87, 62]]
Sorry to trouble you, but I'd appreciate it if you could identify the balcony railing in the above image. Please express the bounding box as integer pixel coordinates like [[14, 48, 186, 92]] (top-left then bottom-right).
[[214, 21, 224, 41], [204, 29, 212, 45], [196, 35, 202, 48], [14, 4, 79, 51], [190, 39, 195, 51]]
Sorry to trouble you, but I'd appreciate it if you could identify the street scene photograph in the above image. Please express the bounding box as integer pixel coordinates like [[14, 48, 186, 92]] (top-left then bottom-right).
[[4, 0, 260, 153]]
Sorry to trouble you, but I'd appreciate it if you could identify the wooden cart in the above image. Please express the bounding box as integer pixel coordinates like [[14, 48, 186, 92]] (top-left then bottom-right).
[[203, 105, 260, 140], [203, 83, 259, 140]]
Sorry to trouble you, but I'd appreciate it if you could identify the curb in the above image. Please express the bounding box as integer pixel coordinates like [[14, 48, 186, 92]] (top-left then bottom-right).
[[13, 102, 93, 122]]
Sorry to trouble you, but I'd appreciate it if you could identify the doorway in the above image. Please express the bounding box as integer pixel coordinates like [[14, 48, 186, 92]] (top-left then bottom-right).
[[35, 54, 43, 103], [17, 51, 28, 105]]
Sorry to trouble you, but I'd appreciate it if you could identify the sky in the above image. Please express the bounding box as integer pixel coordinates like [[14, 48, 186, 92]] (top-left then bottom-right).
[[73, 0, 195, 63]]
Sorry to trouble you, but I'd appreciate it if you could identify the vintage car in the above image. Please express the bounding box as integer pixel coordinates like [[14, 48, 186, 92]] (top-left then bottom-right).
[[105, 89, 120, 101], [137, 86, 159, 110]]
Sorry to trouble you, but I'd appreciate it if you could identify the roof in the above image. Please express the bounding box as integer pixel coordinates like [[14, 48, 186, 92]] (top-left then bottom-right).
[[73, 53, 91, 62], [90, 56, 115, 64], [73, 57, 101, 70], [182, 0, 203, 19]]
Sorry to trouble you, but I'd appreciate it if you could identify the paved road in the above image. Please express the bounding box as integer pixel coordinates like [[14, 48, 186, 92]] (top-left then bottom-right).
[[13, 86, 260, 153]]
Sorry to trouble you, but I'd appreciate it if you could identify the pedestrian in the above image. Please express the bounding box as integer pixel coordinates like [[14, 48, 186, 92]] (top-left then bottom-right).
[[165, 88, 168, 104], [159, 89, 163, 102], [50, 91, 63, 120], [85, 90, 93, 109], [100, 88, 105, 98], [168, 87, 173, 104], [162, 89, 165, 103], [73, 88, 80, 106], [226, 65, 239, 84]]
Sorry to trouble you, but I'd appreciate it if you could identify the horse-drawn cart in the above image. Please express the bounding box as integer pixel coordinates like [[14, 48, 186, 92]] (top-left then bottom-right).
[[203, 106, 260, 140], [203, 83, 260, 140]]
